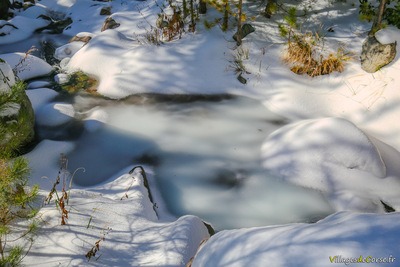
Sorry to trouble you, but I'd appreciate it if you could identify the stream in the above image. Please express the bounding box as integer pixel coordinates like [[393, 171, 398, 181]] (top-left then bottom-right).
[[33, 90, 334, 230]]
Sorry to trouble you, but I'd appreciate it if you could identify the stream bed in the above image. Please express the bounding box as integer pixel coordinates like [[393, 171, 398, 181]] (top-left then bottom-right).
[[33, 91, 334, 230]]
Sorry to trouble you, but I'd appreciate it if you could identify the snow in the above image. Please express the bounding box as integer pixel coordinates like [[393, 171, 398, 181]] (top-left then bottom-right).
[[0, 0, 400, 266], [375, 26, 400, 45], [0, 53, 53, 80], [65, 28, 238, 98], [35, 103, 75, 127], [24, 167, 210, 266], [261, 117, 400, 212], [0, 16, 48, 44], [191, 211, 400, 267], [0, 60, 15, 93]]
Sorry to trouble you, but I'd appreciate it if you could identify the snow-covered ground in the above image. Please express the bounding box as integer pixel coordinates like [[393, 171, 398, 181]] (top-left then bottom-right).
[[1, 0, 400, 265]]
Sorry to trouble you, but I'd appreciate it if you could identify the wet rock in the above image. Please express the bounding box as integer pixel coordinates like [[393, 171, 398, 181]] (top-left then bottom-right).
[[361, 35, 397, 73], [214, 169, 247, 188], [101, 17, 120, 32], [41, 40, 59, 65]]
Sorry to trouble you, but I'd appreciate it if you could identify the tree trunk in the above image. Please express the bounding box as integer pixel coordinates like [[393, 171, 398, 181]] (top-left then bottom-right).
[[182, 0, 187, 18], [199, 0, 207, 15], [189, 0, 195, 32], [236, 0, 243, 46], [222, 0, 229, 31], [371, 0, 387, 35], [0, 0, 10, 20]]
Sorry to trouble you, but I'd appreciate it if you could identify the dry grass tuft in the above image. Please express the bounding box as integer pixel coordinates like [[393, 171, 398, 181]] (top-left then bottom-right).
[[283, 32, 351, 77]]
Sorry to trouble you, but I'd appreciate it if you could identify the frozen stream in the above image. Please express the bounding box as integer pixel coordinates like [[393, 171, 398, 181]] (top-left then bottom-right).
[[33, 92, 334, 230]]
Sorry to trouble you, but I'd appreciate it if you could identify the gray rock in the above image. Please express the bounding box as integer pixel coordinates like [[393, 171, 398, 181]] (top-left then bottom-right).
[[361, 35, 397, 73]]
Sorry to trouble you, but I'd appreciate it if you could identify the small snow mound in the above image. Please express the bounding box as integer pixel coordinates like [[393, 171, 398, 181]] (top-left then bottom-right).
[[54, 73, 69, 84], [375, 26, 400, 45], [55, 41, 86, 60], [0, 53, 53, 80], [0, 16, 48, 45], [36, 103, 74, 127], [27, 80, 52, 89], [0, 60, 15, 93], [261, 117, 386, 189]]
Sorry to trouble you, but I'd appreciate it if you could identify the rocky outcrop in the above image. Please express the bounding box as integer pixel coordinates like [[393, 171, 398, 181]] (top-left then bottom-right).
[[361, 35, 397, 73], [0, 59, 34, 155]]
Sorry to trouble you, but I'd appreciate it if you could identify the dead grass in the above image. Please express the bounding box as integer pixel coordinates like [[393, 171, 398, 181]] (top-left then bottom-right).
[[283, 32, 351, 77]]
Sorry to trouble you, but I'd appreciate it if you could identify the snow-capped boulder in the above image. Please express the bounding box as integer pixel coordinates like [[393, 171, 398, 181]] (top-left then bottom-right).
[[361, 35, 396, 73], [261, 117, 400, 212]]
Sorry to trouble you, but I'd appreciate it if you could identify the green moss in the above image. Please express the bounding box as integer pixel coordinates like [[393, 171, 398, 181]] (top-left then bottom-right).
[[60, 71, 98, 94]]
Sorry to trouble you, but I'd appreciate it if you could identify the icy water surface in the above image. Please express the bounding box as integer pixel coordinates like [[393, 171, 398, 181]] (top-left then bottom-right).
[[36, 93, 334, 230]]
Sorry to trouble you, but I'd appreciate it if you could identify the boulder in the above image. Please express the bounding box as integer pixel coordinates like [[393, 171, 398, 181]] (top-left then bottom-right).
[[361, 35, 397, 73], [100, 7, 111, 16], [0, 60, 34, 155], [35, 15, 73, 34], [101, 17, 120, 32], [233, 23, 255, 43]]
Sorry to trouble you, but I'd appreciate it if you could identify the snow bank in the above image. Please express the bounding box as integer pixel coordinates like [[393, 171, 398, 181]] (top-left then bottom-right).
[[26, 88, 59, 110], [192, 211, 400, 267], [0, 16, 48, 45], [261, 117, 400, 212], [25, 167, 210, 266], [65, 28, 238, 98], [0, 53, 53, 80]]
